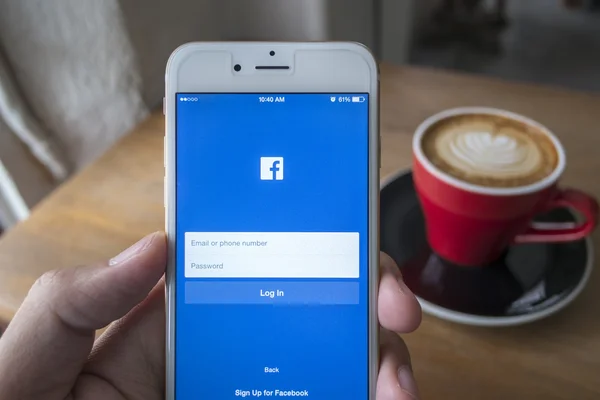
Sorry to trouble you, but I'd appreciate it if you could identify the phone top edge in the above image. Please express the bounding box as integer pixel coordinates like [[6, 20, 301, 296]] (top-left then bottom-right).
[[166, 41, 379, 79]]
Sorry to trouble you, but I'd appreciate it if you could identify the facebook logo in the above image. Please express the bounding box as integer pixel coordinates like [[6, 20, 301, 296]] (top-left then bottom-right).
[[260, 157, 284, 180]]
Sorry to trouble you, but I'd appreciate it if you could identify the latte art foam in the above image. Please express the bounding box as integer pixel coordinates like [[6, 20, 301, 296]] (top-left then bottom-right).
[[422, 115, 559, 188], [446, 130, 542, 176]]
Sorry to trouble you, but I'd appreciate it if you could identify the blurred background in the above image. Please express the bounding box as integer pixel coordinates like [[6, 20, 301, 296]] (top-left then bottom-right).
[[0, 0, 599, 232]]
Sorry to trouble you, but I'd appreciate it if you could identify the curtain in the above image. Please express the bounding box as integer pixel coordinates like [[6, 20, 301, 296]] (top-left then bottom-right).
[[0, 48, 66, 227], [0, 0, 148, 228]]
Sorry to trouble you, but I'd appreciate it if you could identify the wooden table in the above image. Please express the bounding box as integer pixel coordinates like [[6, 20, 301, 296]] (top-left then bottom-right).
[[1, 64, 600, 399]]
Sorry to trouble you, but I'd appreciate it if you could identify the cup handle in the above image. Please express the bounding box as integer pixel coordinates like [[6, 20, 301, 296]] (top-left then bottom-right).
[[513, 188, 599, 244]]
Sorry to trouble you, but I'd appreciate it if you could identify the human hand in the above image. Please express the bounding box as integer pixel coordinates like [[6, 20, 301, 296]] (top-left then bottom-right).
[[0, 232, 421, 399]]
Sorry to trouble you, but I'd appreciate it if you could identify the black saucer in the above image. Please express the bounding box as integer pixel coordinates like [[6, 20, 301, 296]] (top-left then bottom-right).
[[381, 170, 593, 326]]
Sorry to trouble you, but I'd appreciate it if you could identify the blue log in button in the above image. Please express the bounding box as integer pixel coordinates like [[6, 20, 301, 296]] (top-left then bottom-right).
[[185, 281, 359, 305]]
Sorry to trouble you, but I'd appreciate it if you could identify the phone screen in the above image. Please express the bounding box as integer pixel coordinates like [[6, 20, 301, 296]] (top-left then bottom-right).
[[175, 93, 370, 399]]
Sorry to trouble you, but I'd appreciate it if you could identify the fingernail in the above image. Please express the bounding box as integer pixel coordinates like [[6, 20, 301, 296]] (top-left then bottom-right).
[[109, 233, 156, 266], [398, 366, 419, 399], [397, 275, 412, 296]]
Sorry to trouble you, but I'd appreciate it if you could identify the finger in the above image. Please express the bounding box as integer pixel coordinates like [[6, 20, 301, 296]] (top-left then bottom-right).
[[0, 232, 167, 400], [72, 279, 166, 400], [378, 252, 422, 333], [377, 328, 420, 400]]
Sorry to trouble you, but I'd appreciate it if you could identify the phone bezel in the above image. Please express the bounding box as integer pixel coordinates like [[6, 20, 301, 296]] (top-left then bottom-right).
[[164, 42, 380, 400]]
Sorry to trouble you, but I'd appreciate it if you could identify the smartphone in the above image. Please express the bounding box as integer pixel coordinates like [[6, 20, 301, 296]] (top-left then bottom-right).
[[164, 42, 379, 400]]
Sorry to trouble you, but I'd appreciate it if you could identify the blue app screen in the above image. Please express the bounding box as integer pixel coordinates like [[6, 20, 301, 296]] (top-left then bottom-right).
[[175, 93, 370, 399]]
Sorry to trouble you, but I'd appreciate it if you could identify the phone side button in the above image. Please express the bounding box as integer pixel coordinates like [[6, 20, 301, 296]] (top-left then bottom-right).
[[378, 136, 381, 169], [162, 97, 166, 115], [164, 176, 167, 209]]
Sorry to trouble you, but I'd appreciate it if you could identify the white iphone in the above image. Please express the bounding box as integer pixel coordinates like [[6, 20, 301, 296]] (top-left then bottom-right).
[[164, 42, 379, 400]]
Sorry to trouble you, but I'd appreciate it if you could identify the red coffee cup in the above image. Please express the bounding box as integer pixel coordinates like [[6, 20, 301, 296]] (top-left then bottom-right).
[[412, 107, 599, 266]]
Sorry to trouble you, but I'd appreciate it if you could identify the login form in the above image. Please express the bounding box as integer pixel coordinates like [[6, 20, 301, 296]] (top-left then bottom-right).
[[175, 93, 370, 399]]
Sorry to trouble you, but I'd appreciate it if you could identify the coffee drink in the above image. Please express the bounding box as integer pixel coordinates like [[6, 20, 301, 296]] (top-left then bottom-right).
[[421, 114, 559, 188]]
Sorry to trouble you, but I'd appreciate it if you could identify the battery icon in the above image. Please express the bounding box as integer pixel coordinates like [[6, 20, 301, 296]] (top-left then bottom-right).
[[352, 96, 365, 103]]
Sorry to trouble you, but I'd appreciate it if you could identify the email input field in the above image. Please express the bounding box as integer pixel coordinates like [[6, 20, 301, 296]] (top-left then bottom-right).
[[184, 232, 359, 278]]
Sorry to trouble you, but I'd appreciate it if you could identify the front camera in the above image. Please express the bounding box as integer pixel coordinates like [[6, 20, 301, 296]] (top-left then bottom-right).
[[234, 64, 242, 72], [269, 51, 275, 56]]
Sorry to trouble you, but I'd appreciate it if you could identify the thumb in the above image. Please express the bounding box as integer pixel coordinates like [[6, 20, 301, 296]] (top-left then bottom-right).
[[0, 232, 166, 400]]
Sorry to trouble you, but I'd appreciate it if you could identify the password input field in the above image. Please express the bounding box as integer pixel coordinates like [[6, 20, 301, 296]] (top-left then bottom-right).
[[184, 232, 359, 278]]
